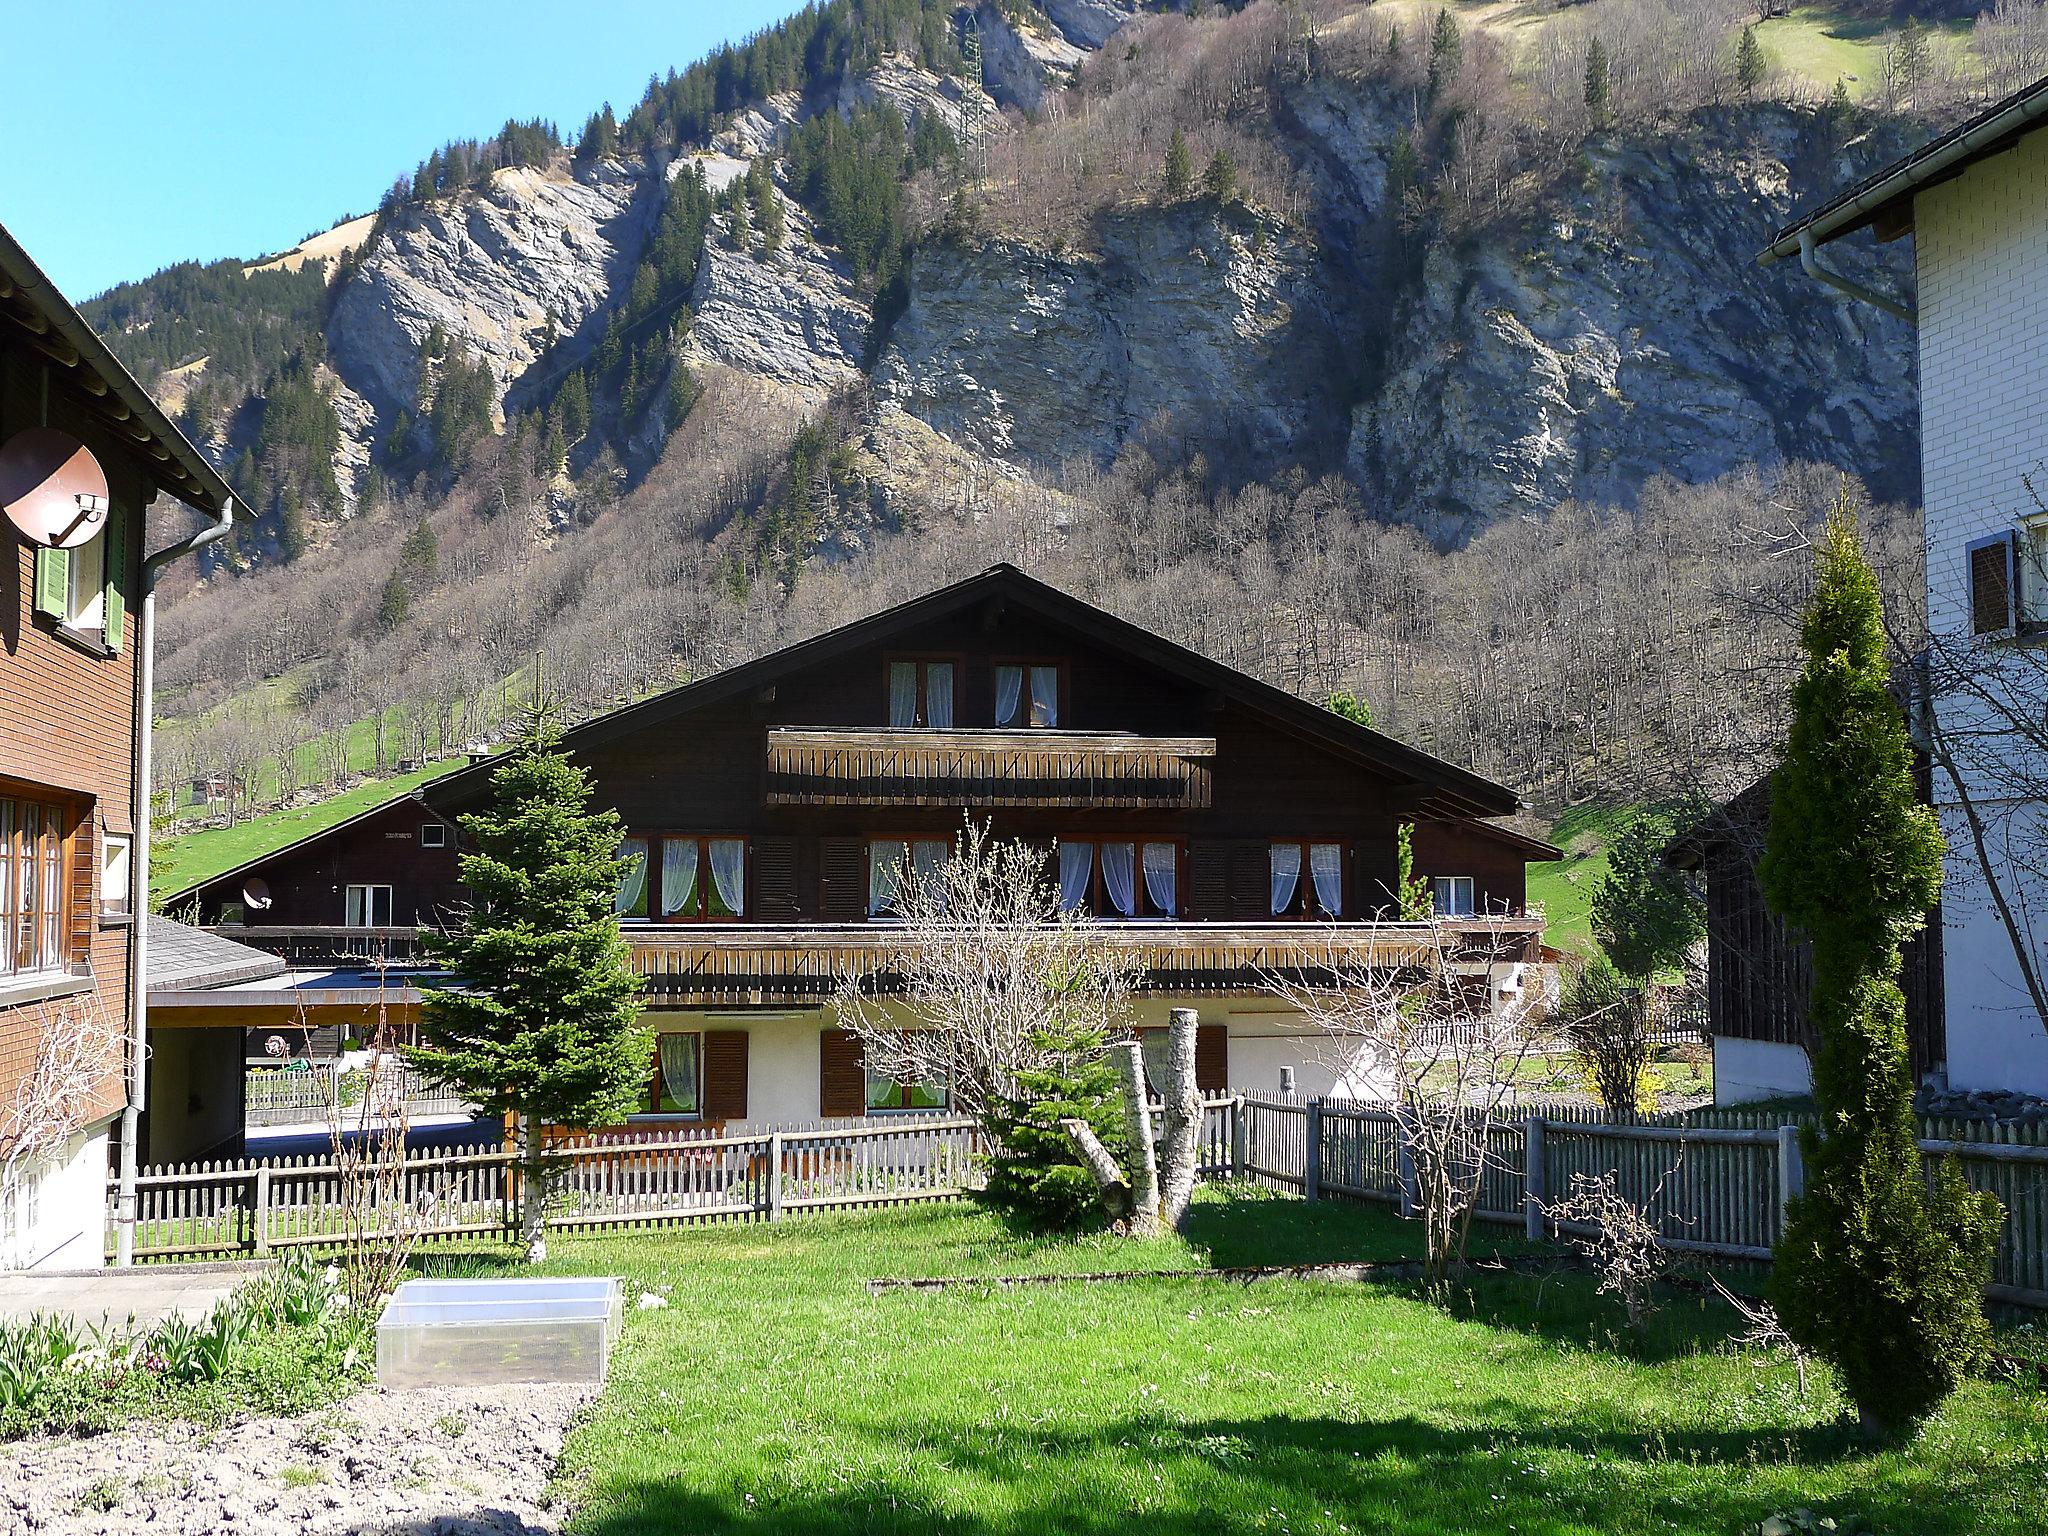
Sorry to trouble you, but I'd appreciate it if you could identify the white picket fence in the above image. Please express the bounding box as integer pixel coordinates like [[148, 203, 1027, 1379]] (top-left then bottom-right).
[[244, 1064, 471, 1129], [1239, 1093, 2048, 1307]]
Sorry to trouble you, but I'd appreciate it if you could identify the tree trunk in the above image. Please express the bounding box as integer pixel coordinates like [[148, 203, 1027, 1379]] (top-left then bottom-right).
[[1119, 1041, 1161, 1238], [1157, 1008, 1203, 1230], [1058, 1118, 1132, 1223], [517, 1111, 548, 1264]]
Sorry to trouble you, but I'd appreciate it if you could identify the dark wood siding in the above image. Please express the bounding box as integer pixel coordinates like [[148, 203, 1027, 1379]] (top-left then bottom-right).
[[189, 799, 465, 928]]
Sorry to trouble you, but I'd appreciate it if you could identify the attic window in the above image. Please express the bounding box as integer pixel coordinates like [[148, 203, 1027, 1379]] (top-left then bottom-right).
[[994, 662, 1062, 727], [1970, 532, 2018, 637], [419, 823, 448, 848]]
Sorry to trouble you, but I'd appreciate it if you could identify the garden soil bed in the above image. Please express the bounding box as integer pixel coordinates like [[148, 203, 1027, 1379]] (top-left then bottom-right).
[[1, 1381, 593, 1535]]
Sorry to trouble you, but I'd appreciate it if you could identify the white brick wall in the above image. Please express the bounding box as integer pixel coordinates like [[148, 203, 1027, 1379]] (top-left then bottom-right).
[[1915, 127, 2048, 1092]]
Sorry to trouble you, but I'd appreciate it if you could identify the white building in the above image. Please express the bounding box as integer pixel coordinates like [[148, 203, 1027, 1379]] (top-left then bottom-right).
[[1764, 78, 2048, 1095]]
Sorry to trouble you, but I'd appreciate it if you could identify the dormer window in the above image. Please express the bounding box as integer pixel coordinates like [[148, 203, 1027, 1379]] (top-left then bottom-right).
[[887, 658, 955, 728], [994, 662, 1062, 728]]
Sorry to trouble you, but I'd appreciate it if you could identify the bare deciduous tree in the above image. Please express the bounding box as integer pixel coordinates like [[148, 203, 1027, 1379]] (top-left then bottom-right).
[[0, 998, 125, 1261]]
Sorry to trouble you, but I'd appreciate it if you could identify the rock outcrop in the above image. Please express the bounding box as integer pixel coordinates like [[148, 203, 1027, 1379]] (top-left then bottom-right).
[[875, 206, 1344, 477], [328, 162, 655, 426]]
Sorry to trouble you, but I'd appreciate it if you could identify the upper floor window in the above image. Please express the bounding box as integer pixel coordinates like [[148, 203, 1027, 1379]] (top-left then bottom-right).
[[101, 832, 132, 918], [1058, 839, 1180, 919], [887, 658, 955, 728], [994, 662, 1062, 728], [1270, 842, 1344, 918], [345, 883, 394, 927], [617, 835, 746, 921], [869, 838, 950, 918], [32, 502, 125, 649], [1432, 876, 1476, 917], [0, 796, 69, 981], [419, 823, 448, 849]]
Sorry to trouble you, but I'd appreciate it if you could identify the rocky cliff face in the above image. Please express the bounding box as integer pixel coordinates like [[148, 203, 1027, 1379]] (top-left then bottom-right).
[[875, 207, 1345, 476]]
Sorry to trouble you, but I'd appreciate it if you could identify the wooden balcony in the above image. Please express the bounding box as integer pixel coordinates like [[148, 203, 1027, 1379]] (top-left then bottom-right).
[[763, 727, 1216, 809], [204, 920, 1543, 1007]]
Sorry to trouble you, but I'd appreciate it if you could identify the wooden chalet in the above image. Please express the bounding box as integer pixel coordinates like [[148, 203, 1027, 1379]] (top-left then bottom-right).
[[171, 565, 1559, 1131]]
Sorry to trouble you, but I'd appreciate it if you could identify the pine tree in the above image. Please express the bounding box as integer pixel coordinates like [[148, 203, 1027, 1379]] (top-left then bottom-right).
[[1584, 37, 1612, 130], [1737, 24, 1767, 99], [983, 1016, 1133, 1232], [1898, 16, 1929, 97], [1163, 128, 1194, 199], [1388, 127, 1419, 200], [557, 370, 591, 445], [1427, 8, 1462, 103], [727, 185, 753, 252], [578, 103, 619, 162], [1591, 809, 1704, 981], [1761, 509, 2001, 1437], [752, 157, 786, 255], [1825, 76, 1857, 141], [412, 685, 649, 1263], [1202, 148, 1239, 205]]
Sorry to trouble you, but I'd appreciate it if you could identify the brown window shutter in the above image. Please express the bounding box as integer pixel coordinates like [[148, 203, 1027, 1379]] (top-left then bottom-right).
[[754, 837, 799, 920], [1188, 842, 1228, 919], [703, 1030, 749, 1121], [820, 1028, 866, 1118], [1196, 1023, 1229, 1094], [1971, 535, 2017, 635], [1227, 841, 1267, 920], [820, 837, 866, 921]]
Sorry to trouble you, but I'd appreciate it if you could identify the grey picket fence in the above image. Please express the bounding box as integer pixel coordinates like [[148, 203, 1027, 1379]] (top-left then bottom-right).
[[1238, 1093, 2048, 1307], [113, 1098, 1241, 1264]]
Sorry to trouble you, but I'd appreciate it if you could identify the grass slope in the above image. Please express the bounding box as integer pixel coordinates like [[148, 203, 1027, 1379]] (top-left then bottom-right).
[[1756, 5, 1976, 100], [1528, 803, 1640, 958], [153, 761, 464, 904], [503, 1193, 2047, 1535]]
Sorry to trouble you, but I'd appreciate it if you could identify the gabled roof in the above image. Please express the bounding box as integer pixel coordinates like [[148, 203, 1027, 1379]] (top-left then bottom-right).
[[428, 563, 1532, 824], [1760, 73, 2048, 261], [0, 219, 236, 515], [164, 784, 457, 905], [144, 915, 287, 991]]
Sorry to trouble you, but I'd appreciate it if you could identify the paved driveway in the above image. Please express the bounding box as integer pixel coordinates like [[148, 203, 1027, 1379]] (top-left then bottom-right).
[[0, 1265, 259, 1329]]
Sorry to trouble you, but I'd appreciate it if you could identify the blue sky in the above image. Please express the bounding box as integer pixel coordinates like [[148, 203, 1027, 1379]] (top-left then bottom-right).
[[0, 1, 810, 300]]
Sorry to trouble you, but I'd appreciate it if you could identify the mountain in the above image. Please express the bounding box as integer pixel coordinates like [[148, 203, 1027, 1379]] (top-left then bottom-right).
[[96, 0, 1989, 824]]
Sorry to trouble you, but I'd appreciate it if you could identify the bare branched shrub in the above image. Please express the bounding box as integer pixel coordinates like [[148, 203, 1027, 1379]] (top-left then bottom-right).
[[1560, 954, 1655, 1117], [1271, 916, 1557, 1290], [1545, 1167, 1671, 1329], [0, 997, 124, 1257], [1709, 1273, 1809, 1398]]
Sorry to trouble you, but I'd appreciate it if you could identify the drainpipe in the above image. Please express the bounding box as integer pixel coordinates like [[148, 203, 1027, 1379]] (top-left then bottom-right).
[[1798, 228, 1916, 328], [113, 497, 235, 1266]]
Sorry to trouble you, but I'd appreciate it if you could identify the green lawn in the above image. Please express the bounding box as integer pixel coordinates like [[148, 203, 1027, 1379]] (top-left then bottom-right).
[[1527, 803, 1640, 958], [1755, 6, 1976, 100], [485, 1191, 2048, 1535], [152, 760, 464, 904]]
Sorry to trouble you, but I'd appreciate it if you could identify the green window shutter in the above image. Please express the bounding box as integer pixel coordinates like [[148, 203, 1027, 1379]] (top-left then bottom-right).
[[33, 545, 69, 621], [103, 498, 128, 651]]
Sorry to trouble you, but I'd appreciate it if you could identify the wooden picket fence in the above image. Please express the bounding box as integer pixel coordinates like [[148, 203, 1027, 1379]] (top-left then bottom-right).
[[244, 1064, 472, 1129], [111, 1099, 1242, 1264], [1238, 1093, 2048, 1307]]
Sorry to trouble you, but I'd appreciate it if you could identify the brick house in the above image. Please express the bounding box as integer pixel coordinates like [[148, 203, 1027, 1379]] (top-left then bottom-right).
[[1763, 77, 2048, 1095], [0, 221, 235, 1265]]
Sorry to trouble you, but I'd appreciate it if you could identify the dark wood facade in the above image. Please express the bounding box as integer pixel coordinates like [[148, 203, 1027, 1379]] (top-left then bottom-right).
[[1669, 776, 1946, 1083]]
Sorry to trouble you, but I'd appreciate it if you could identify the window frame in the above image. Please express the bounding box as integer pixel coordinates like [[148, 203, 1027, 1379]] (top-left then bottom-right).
[[1968, 529, 2021, 640], [344, 883, 395, 927], [862, 1055, 950, 1114], [100, 831, 132, 920], [883, 652, 962, 729], [865, 835, 953, 919], [1268, 839, 1348, 920], [418, 822, 449, 849], [990, 656, 1069, 729], [0, 791, 78, 984], [646, 1028, 706, 1117], [2017, 518, 2048, 637], [631, 833, 750, 924], [1432, 875, 1477, 918], [1062, 836, 1185, 920]]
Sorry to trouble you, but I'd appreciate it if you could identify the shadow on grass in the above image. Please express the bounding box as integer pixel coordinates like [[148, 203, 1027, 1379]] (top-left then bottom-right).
[[549, 1407, 1950, 1536]]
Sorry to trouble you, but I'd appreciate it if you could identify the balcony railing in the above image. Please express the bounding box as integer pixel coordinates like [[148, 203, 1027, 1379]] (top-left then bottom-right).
[[763, 727, 1216, 809], [205, 919, 1542, 1007]]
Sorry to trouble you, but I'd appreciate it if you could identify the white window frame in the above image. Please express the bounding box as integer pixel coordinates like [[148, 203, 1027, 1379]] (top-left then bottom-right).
[[419, 822, 448, 848], [1432, 875, 1476, 918], [345, 883, 394, 927], [2018, 518, 2048, 634], [67, 529, 105, 631], [648, 1029, 705, 1117], [101, 832, 132, 918]]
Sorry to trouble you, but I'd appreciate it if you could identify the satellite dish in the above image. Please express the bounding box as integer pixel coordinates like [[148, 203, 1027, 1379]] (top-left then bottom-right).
[[242, 877, 273, 911], [0, 429, 110, 550]]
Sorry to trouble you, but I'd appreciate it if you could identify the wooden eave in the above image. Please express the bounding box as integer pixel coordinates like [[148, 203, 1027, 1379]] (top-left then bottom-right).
[[763, 727, 1218, 808]]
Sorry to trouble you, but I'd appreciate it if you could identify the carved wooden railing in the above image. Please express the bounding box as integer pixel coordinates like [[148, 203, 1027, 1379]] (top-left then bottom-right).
[[763, 727, 1216, 808]]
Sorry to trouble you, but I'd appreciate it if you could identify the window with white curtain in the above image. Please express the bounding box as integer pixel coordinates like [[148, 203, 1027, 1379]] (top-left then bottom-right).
[[639, 835, 747, 920], [1432, 876, 1476, 917], [651, 1031, 702, 1115], [1271, 841, 1345, 917], [345, 884, 394, 927], [869, 838, 949, 917], [1058, 841, 1095, 912], [615, 839, 650, 919], [1062, 839, 1179, 918], [994, 662, 1062, 727], [886, 658, 956, 728]]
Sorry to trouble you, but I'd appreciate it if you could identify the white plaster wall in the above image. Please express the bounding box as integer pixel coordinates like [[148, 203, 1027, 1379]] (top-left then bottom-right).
[[2, 1118, 110, 1270], [1916, 128, 2048, 1092], [1713, 1037, 1812, 1105]]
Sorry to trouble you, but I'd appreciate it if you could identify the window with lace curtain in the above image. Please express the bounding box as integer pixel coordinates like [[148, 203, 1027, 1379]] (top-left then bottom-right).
[[618, 835, 747, 921], [1269, 841, 1346, 918], [992, 660, 1064, 728], [0, 796, 71, 981], [884, 656, 957, 728]]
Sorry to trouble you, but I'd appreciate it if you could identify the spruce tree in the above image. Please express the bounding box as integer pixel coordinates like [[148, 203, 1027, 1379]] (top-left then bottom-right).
[[728, 185, 753, 252], [1898, 17, 1928, 96], [1388, 127, 1419, 199], [413, 686, 649, 1262], [1202, 148, 1239, 205], [1584, 37, 1612, 130], [1825, 76, 1857, 141], [1761, 510, 2001, 1437], [1163, 128, 1195, 199], [1591, 809, 1704, 982], [983, 1016, 1133, 1232], [1427, 8, 1462, 102], [1737, 25, 1767, 99]]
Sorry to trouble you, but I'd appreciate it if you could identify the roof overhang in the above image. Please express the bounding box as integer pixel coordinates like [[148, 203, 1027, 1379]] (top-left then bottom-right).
[[0, 220, 236, 515], [1760, 74, 2048, 263]]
